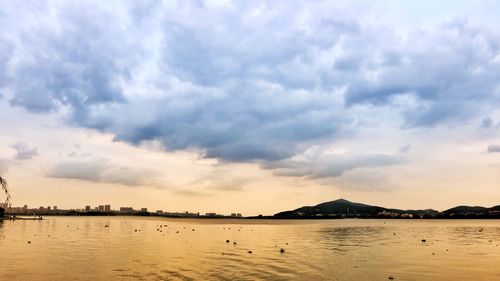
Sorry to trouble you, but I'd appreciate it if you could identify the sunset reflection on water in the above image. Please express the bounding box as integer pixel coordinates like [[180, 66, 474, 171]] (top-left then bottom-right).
[[0, 217, 499, 280]]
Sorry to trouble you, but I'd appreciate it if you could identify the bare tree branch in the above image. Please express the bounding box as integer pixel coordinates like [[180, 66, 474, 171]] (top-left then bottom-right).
[[0, 176, 11, 206]]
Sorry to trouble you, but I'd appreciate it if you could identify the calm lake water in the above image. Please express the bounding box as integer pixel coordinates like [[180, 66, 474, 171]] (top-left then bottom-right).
[[0, 217, 499, 281]]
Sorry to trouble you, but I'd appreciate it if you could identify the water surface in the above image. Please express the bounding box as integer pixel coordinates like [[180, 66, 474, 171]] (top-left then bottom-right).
[[0, 217, 499, 280]]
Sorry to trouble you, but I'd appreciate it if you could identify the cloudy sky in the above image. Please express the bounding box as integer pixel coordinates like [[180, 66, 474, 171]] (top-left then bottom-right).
[[1, 0, 500, 215]]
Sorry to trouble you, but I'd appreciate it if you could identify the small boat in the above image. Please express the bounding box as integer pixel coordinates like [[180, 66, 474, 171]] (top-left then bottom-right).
[[9, 214, 44, 220], [14, 216, 43, 220]]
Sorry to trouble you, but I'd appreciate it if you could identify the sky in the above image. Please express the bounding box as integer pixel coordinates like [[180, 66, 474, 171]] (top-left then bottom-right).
[[1, 0, 500, 215]]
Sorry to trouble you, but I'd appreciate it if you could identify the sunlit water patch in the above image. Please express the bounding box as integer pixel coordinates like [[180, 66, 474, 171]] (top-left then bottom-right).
[[0, 217, 499, 280]]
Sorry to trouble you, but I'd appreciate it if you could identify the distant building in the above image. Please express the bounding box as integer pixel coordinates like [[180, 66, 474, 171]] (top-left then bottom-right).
[[23, 205, 28, 210], [120, 207, 134, 213], [47, 206, 51, 211], [104, 205, 111, 212], [231, 213, 243, 217], [98, 205, 105, 212], [378, 210, 400, 218], [85, 205, 91, 212], [140, 208, 148, 212], [156, 210, 163, 214], [53, 206, 57, 211]]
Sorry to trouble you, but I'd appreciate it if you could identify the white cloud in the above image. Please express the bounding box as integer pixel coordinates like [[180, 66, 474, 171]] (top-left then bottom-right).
[[46, 160, 161, 187]]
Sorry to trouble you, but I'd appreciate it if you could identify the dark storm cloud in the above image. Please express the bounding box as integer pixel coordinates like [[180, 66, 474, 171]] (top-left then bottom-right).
[[481, 117, 495, 129], [480, 117, 500, 130], [2, 1, 500, 181], [344, 21, 500, 127], [101, 82, 348, 162], [0, 35, 13, 91], [3, 2, 129, 114], [11, 142, 38, 160]]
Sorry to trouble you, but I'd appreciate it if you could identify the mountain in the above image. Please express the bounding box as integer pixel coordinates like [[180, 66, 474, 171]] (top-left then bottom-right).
[[490, 205, 500, 212], [275, 199, 388, 218], [442, 206, 489, 214], [441, 205, 500, 218], [273, 199, 499, 219]]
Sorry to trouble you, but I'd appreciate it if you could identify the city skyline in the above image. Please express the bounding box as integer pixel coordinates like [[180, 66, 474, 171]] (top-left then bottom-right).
[[4, 202, 244, 218], [4, 198, 498, 219], [1, 1, 500, 216]]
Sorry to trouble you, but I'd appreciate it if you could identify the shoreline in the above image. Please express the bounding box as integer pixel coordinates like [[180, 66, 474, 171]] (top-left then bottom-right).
[[3, 214, 500, 220]]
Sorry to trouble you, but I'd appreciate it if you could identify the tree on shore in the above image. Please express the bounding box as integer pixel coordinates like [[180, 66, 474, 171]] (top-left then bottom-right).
[[0, 176, 11, 207]]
